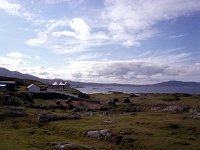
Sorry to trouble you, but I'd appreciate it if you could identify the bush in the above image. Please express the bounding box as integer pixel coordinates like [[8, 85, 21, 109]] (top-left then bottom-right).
[[123, 98, 130, 103], [78, 93, 90, 99], [9, 97, 21, 106], [16, 92, 33, 103], [113, 98, 119, 102]]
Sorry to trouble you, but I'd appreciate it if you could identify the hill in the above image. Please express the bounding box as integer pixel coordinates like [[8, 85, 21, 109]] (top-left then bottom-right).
[[0, 67, 200, 87]]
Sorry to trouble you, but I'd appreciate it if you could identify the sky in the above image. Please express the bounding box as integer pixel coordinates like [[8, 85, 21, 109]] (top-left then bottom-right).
[[0, 0, 200, 84]]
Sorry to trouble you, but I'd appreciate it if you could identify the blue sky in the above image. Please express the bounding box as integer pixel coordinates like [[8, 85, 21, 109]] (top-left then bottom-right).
[[0, 0, 200, 84]]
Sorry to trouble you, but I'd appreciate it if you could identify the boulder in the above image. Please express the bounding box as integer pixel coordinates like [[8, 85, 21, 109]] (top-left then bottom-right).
[[103, 120, 116, 125], [36, 113, 80, 122], [7, 107, 27, 117], [66, 114, 81, 120], [85, 129, 110, 139], [55, 143, 93, 150], [87, 131, 100, 138]]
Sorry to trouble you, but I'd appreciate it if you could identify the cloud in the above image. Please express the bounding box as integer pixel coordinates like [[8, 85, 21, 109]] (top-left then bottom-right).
[[52, 31, 76, 37], [7, 52, 27, 58], [169, 34, 187, 39], [25, 0, 200, 54], [43, 0, 84, 5], [63, 52, 200, 84], [69, 18, 91, 40], [27, 17, 111, 54], [26, 32, 48, 46], [46, 18, 69, 31], [1, 51, 199, 84], [0, 55, 64, 79], [35, 56, 40, 60], [0, 55, 28, 71], [0, 0, 43, 23], [102, 0, 200, 46]]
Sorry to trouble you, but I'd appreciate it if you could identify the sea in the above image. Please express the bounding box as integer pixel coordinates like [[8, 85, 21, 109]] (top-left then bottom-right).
[[76, 85, 200, 94]]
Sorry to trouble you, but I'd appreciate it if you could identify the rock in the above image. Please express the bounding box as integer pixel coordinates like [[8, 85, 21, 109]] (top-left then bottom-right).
[[113, 135, 123, 144], [87, 131, 100, 138], [103, 120, 116, 125], [122, 137, 135, 146], [55, 143, 93, 150], [66, 114, 81, 119], [99, 129, 109, 136], [164, 105, 188, 112], [37, 113, 80, 122], [85, 129, 110, 139], [7, 107, 27, 117], [191, 112, 200, 119]]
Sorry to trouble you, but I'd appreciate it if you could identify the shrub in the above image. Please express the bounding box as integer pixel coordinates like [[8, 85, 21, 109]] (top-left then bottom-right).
[[123, 98, 130, 103], [113, 98, 119, 102]]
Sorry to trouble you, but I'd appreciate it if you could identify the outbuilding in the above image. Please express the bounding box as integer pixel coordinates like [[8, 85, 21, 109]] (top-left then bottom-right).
[[0, 81, 15, 91], [0, 84, 6, 91], [27, 84, 40, 93]]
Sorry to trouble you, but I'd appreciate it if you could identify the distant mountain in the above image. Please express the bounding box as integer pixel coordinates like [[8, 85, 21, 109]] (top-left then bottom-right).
[[0, 67, 200, 87], [151, 80, 200, 87], [0, 67, 54, 84]]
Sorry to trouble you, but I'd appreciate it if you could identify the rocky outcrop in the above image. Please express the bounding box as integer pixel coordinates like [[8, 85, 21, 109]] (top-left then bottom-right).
[[55, 143, 93, 150], [84, 129, 111, 139], [6, 107, 27, 117]]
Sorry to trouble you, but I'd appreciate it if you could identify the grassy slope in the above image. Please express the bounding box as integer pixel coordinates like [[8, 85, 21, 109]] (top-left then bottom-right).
[[0, 93, 200, 149], [0, 109, 200, 150]]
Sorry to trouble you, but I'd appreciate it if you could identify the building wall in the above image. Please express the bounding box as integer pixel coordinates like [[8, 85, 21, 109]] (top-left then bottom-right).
[[28, 86, 40, 93], [0, 86, 6, 91], [6, 84, 15, 91]]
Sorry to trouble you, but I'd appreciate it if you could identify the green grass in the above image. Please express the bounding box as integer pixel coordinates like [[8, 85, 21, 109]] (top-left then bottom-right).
[[0, 93, 200, 149]]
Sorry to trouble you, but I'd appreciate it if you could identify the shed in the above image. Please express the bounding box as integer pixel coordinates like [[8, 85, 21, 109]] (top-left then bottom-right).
[[0, 81, 15, 91], [27, 84, 40, 93], [0, 84, 6, 91]]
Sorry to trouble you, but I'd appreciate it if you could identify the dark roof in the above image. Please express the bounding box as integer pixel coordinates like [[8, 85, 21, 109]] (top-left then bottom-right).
[[0, 81, 16, 84]]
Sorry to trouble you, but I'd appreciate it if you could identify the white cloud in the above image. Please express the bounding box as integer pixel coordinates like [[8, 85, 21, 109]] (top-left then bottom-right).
[[7, 52, 27, 58], [0, 56, 28, 71], [1, 51, 199, 84], [0, 55, 64, 79], [62, 52, 200, 84], [44, 0, 83, 5], [102, 0, 200, 46], [69, 18, 91, 40], [23, 0, 200, 56], [52, 31, 76, 37], [26, 32, 48, 46], [169, 34, 187, 39], [35, 56, 40, 60], [47, 18, 69, 31], [0, 0, 42, 23]]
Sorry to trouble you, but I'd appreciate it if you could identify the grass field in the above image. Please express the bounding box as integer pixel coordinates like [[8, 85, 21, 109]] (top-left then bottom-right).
[[0, 93, 200, 150]]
